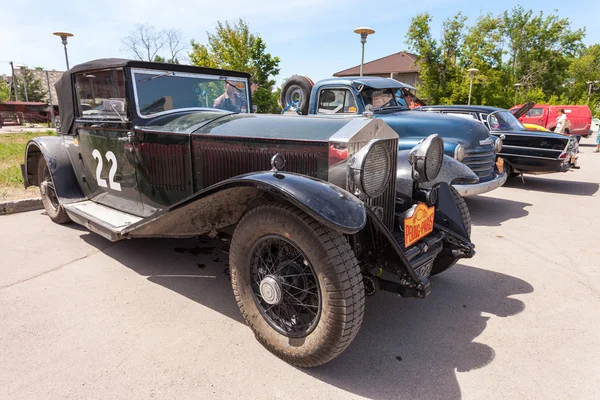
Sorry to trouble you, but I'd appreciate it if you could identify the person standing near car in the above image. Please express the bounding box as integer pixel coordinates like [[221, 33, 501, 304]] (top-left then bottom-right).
[[555, 109, 569, 133], [594, 128, 600, 153]]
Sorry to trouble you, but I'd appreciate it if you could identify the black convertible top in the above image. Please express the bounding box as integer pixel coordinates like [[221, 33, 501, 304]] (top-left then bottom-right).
[[55, 58, 252, 134]]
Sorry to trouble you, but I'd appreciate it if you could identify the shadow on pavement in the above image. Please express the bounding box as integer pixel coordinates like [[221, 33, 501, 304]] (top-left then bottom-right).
[[81, 234, 533, 400], [502, 176, 599, 196], [466, 196, 531, 227]]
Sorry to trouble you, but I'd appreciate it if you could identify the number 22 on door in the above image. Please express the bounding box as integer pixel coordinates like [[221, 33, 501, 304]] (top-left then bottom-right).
[[91, 149, 122, 191]]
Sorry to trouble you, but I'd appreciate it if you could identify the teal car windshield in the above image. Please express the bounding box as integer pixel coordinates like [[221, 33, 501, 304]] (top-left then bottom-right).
[[360, 87, 404, 111], [489, 110, 526, 131], [132, 69, 250, 117]]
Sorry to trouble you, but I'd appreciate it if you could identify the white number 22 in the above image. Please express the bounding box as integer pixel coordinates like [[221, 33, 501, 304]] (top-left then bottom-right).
[[91, 149, 122, 191]]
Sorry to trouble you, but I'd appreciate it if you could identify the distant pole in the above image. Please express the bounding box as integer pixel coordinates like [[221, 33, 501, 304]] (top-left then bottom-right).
[[514, 83, 522, 106], [9, 61, 18, 101], [354, 27, 375, 77], [53, 32, 74, 70], [46, 70, 56, 128], [467, 68, 478, 105]]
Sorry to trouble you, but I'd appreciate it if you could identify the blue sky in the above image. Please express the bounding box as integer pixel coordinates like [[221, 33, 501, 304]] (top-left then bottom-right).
[[1, 0, 598, 86]]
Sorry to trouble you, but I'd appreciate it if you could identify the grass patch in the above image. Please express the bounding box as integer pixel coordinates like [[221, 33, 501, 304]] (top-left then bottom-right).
[[0, 130, 56, 201]]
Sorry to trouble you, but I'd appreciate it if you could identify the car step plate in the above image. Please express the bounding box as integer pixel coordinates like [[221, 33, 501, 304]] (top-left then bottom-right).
[[64, 201, 142, 230]]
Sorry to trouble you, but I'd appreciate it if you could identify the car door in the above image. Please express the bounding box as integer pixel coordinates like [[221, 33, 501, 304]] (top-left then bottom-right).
[[72, 69, 146, 217]]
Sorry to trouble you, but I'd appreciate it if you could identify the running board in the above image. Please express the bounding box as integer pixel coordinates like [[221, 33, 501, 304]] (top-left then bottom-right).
[[64, 200, 143, 241]]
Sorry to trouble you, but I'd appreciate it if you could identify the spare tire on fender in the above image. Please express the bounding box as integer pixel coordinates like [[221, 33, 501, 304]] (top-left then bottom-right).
[[280, 75, 314, 115]]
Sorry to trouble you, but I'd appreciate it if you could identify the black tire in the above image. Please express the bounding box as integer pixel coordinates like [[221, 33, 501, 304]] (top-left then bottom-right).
[[37, 156, 71, 224], [430, 186, 471, 276], [229, 203, 364, 367], [280, 75, 313, 115]]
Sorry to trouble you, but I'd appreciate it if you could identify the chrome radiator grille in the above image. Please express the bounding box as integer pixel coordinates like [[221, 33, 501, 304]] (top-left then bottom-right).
[[463, 145, 495, 182], [347, 138, 398, 231]]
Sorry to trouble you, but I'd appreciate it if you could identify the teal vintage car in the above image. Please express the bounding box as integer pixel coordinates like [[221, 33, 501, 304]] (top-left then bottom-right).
[[281, 76, 507, 196]]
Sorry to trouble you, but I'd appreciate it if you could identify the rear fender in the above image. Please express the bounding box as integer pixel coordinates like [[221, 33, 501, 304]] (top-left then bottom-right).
[[123, 171, 367, 238], [23, 136, 85, 204]]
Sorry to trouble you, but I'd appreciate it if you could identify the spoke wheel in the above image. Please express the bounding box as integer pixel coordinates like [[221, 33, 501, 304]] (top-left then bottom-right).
[[230, 203, 365, 367], [37, 156, 71, 224], [249, 235, 321, 337]]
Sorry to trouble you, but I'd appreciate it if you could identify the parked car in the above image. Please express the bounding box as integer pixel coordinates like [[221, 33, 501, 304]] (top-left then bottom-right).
[[280, 76, 506, 197], [415, 105, 577, 175], [22, 59, 476, 368], [510, 103, 593, 138]]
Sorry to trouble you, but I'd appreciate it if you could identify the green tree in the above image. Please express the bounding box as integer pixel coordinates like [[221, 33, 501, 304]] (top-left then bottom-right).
[[16, 68, 47, 102], [189, 19, 281, 113], [503, 6, 585, 97], [566, 44, 600, 106], [0, 80, 10, 102], [406, 13, 443, 103]]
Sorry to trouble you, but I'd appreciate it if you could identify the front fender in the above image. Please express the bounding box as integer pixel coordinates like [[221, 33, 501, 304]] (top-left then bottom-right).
[[396, 150, 479, 195], [123, 171, 367, 239], [23, 136, 85, 204]]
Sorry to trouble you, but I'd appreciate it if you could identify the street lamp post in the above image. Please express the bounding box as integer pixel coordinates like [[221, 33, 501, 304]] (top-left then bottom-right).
[[467, 68, 478, 105], [587, 80, 599, 103], [353, 27, 375, 77], [514, 83, 522, 106], [45, 70, 56, 128], [85, 75, 96, 106], [53, 31, 74, 70]]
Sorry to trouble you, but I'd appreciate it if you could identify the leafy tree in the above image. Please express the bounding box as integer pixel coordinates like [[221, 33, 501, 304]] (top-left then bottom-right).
[[0, 79, 11, 102], [566, 44, 600, 105], [406, 13, 443, 103], [406, 8, 586, 107], [189, 19, 281, 113], [503, 6, 585, 97], [16, 68, 47, 102]]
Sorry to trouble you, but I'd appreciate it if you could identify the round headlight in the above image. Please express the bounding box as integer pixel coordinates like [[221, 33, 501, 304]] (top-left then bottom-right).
[[495, 136, 504, 153], [347, 139, 392, 198], [454, 144, 466, 162], [408, 134, 444, 183]]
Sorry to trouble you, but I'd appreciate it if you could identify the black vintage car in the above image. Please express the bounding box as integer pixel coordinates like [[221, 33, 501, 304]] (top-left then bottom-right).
[[415, 105, 577, 176], [22, 59, 475, 367]]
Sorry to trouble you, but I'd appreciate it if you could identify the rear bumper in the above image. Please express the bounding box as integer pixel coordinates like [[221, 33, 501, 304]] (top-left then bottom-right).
[[453, 171, 507, 197]]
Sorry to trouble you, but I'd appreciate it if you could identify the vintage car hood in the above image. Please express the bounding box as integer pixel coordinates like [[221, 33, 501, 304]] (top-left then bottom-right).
[[375, 110, 491, 150], [489, 128, 570, 150]]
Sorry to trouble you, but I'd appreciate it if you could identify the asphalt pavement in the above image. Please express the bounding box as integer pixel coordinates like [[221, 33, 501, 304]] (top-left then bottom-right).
[[1, 138, 599, 399]]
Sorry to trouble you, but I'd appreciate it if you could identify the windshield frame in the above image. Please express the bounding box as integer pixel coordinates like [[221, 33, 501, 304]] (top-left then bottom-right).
[[359, 87, 405, 111], [130, 67, 251, 119], [487, 110, 527, 132]]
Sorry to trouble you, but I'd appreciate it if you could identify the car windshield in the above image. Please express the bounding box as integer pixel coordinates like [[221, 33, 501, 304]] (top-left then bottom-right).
[[360, 87, 405, 111], [488, 110, 526, 131], [132, 69, 250, 117]]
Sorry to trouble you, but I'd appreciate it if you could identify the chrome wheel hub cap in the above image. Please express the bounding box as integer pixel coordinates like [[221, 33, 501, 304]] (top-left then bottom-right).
[[260, 275, 282, 305]]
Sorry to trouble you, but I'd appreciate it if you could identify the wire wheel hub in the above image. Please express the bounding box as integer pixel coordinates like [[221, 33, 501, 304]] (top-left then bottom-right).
[[250, 236, 322, 337], [259, 276, 283, 305]]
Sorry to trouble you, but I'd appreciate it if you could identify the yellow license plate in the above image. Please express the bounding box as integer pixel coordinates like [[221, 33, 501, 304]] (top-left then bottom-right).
[[496, 157, 504, 174], [404, 203, 435, 247]]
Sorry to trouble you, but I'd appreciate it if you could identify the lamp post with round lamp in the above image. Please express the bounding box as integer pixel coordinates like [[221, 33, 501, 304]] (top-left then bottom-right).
[[53, 31, 74, 70], [85, 75, 96, 106], [353, 27, 375, 77], [467, 68, 478, 105], [514, 83, 522, 106]]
